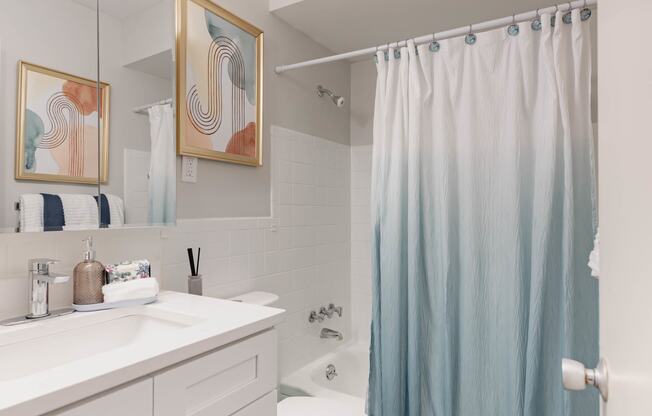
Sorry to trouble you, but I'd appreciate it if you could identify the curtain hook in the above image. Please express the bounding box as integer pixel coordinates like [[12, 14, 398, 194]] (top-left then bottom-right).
[[551, 5, 559, 27], [531, 8, 542, 31], [430, 32, 441, 52], [563, 1, 573, 24], [465, 24, 477, 45], [580, 0, 592, 20], [374, 45, 379, 63], [508, 13, 520, 36], [394, 40, 401, 59]]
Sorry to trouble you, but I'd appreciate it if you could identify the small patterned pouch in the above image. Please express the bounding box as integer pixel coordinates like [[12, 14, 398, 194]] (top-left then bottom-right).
[[105, 259, 151, 284]]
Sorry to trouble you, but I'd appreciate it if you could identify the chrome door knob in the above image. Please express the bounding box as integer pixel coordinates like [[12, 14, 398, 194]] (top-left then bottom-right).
[[562, 358, 609, 401]]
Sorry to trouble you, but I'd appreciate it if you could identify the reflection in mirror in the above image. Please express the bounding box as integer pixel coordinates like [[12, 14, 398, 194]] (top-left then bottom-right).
[[0, 0, 101, 233], [97, 0, 176, 228]]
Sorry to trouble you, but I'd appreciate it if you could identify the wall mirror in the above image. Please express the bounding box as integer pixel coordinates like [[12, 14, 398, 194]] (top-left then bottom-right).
[[0, 0, 176, 233]]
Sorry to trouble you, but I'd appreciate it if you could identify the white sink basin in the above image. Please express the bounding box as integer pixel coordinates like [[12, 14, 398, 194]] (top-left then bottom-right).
[[0, 308, 200, 381], [0, 291, 286, 416]]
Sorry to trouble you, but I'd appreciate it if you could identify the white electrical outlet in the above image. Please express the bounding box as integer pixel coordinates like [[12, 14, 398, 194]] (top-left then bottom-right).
[[182, 156, 198, 183]]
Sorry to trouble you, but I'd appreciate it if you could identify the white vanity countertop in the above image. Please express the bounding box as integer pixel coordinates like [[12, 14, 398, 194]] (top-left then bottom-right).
[[0, 291, 285, 415]]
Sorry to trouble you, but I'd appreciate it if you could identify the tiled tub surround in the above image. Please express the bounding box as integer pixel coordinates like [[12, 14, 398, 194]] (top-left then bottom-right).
[[350, 145, 372, 344], [0, 126, 351, 380], [160, 126, 352, 378]]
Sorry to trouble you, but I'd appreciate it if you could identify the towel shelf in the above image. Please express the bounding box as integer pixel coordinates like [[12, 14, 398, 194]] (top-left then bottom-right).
[[72, 296, 158, 312]]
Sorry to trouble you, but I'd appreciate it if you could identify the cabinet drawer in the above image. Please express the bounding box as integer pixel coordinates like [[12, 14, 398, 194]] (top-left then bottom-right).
[[232, 391, 277, 416], [154, 329, 277, 416], [47, 378, 153, 416]]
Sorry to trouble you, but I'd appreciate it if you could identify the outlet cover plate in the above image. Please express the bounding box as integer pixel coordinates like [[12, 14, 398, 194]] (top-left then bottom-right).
[[182, 156, 198, 183]]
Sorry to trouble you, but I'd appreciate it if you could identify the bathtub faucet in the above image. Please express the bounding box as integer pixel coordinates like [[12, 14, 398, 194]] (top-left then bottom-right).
[[321, 328, 344, 341]]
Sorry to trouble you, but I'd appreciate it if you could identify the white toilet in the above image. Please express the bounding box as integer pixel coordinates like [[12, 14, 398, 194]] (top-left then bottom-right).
[[229, 292, 357, 416]]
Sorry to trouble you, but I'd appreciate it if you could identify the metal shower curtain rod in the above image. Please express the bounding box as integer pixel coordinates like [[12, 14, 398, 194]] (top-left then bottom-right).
[[275, 0, 597, 74], [133, 98, 173, 115]]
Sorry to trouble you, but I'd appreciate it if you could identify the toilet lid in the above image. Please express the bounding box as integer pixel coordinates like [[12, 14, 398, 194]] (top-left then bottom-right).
[[278, 397, 361, 416]]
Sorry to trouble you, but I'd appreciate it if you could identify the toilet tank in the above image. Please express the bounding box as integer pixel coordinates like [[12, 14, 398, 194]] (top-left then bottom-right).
[[228, 291, 279, 306]]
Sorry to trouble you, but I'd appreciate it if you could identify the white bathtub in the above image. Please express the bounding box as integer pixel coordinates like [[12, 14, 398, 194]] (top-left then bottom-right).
[[280, 343, 369, 415]]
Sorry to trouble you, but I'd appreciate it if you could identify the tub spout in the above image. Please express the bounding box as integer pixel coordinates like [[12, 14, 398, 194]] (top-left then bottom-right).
[[321, 328, 344, 341]]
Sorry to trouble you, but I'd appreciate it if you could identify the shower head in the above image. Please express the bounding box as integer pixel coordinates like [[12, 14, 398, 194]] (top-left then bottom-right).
[[317, 85, 346, 108]]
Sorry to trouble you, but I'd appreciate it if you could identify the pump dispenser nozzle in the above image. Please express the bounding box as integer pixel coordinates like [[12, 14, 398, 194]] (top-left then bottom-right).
[[83, 237, 96, 262]]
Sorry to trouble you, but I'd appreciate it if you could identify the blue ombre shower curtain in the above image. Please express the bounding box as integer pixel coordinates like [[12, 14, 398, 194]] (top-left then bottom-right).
[[368, 9, 598, 416]]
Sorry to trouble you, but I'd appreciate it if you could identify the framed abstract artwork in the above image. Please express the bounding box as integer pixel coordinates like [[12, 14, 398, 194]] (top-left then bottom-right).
[[15, 61, 110, 184], [176, 0, 263, 166]]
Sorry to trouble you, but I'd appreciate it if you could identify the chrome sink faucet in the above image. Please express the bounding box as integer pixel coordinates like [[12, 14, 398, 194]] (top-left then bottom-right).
[[1, 258, 73, 326], [28, 259, 71, 318]]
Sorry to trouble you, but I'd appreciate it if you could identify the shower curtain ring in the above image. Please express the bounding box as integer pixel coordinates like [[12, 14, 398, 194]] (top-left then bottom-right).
[[508, 14, 520, 36], [465, 24, 477, 45], [563, 1, 573, 24], [552, 5, 559, 27], [580, 0, 592, 20], [430, 32, 441, 52], [393, 40, 401, 59], [531, 8, 542, 31], [383, 42, 390, 61]]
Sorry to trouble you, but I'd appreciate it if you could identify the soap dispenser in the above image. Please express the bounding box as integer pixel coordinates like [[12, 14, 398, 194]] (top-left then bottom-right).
[[73, 237, 105, 305]]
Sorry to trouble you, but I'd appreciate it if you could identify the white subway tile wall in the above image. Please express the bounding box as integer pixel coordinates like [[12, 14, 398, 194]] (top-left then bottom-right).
[[160, 126, 351, 378], [0, 228, 163, 321], [0, 126, 353, 380], [350, 145, 373, 343]]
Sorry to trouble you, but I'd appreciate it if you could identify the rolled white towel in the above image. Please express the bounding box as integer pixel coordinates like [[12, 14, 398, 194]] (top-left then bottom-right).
[[19, 194, 44, 232], [105, 194, 125, 227], [60, 194, 99, 230], [102, 277, 159, 303]]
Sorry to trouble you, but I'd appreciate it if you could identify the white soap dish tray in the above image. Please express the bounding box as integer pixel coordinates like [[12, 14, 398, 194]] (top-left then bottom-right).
[[73, 296, 158, 312]]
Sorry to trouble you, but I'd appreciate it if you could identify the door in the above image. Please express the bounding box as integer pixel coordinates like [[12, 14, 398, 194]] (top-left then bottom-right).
[[599, 0, 652, 414]]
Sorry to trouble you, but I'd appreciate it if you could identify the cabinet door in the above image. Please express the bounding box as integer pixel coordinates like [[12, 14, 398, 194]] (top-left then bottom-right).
[[232, 391, 277, 416], [47, 378, 153, 416], [154, 329, 277, 416]]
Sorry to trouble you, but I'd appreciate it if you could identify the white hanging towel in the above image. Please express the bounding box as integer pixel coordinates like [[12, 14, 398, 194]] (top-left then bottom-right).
[[105, 194, 125, 227], [588, 229, 600, 278], [19, 194, 44, 232], [59, 194, 100, 230]]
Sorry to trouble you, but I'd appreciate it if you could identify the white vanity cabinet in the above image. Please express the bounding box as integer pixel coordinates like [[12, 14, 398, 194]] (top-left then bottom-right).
[[153, 329, 277, 416], [48, 329, 278, 416], [48, 379, 154, 416]]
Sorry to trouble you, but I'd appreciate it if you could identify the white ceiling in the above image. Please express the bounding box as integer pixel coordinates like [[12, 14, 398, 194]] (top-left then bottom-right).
[[272, 0, 566, 54], [71, 0, 163, 19]]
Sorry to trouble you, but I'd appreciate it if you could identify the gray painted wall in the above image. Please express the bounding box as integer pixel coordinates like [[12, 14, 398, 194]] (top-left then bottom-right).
[[350, 60, 375, 148], [176, 0, 351, 220]]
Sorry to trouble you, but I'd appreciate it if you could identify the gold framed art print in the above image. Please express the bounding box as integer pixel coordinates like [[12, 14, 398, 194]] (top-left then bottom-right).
[[176, 0, 263, 166], [15, 61, 110, 184]]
